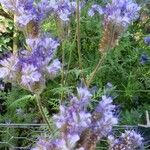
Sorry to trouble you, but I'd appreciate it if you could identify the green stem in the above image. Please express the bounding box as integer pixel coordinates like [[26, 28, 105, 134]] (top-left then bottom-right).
[[76, 0, 81, 66], [76, 0, 87, 84], [65, 30, 77, 83], [86, 24, 116, 87], [55, 18, 64, 40], [86, 53, 107, 87], [13, 15, 18, 54], [61, 42, 65, 101], [55, 18, 65, 101], [35, 94, 51, 131]]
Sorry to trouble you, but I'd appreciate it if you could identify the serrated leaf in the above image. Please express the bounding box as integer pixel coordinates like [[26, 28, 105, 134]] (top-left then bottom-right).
[[8, 95, 34, 108]]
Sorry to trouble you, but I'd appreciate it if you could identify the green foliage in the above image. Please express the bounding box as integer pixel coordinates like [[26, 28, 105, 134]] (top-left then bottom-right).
[[0, 15, 13, 53], [120, 109, 142, 125], [120, 104, 150, 125], [0, 87, 37, 124]]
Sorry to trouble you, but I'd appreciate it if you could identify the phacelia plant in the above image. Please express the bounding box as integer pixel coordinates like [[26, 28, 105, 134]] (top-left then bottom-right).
[[32, 86, 118, 150], [0, 0, 145, 149], [0, 0, 77, 28], [0, 0, 78, 129], [140, 53, 150, 65], [86, 0, 141, 86], [88, 0, 141, 52], [144, 36, 150, 45], [108, 130, 143, 150], [32, 86, 143, 150], [0, 36, 60, 93]]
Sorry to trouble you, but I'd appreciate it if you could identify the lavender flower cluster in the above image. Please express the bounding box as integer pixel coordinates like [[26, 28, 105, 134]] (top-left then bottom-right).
[[88, 0, 141, 27], [0, 0, 70, 93], [0, 0, 77, 27], [32, 87, 143, 150], [0, 36, 61, 93], [108, 130, 143, 150], [32, 87, 118, 149]]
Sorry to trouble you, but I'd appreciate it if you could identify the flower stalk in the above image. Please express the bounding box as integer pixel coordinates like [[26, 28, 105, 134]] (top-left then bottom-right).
[[13, 15, 18, 54], [87, 0, 141, 87], [55, 18, 65, 100], [76, 0, 87, 85], [86, 23, 116, 87], [35, 94, 51, 131], [86, 52, 107, 87]]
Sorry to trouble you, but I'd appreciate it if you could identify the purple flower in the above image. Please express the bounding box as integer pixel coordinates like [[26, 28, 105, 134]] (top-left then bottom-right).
[[32, 137, 51, 150], [21, 63, 41, 90], [76, 86, 92, 109], [66, 134, 80, 149], [52, 134, 80, 149], [91, 96, 118, 138], [33, 86, 144, 149], [53, 104, 91, 134], [50, 0, 76, 21], [140, 53, 150, 65], [51, 139, 68, 150], [36, 0, 53, 21], [0, 54, 19, 82], [105, 0, 141, 27], [19, 35, 60, 69], [26, 36, 59, 66], [144, 36, 150, 45], [89, 0, 140, 27], [95, 96, 115, 113], [77, 86, 92, 99], [32, 135, 81, 150], [0, 0, 19, 12], [0, 0, 80, 28], [46, 59, 61, 79], [0, 1, 61, 94], [53, 89, 117, 140], [121, 130, 143, 146], [0, 0, 37, 27], [88, 4, 104, 17], [26, 36, 59, 50], [53, 105, 66, 128], [0, 1, 40, 27], [108, 130, 143, 150], [0, 35, 60, 93], [52, 87, 93, 145], [16, 13, 36, 27], [52, 88, 117, 148]]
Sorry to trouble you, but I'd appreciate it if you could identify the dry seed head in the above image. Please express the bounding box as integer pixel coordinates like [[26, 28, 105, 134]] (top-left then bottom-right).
[[76, 129, 97, 150], [26, 20, 39, 38], [99, 22, 124, 54]]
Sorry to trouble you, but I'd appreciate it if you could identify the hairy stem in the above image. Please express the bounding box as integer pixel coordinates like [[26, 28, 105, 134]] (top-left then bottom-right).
[[55, 18, 65, 100], [61, 42, 65, 101], [87, 24, 116, 87], [86, 53, 107, 87], [65, 30, 77, 83], [76, 0, 87, 84], [35, 94, 51, 131], [13, 15, 18, 54], [55, 18, 64, 40]]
